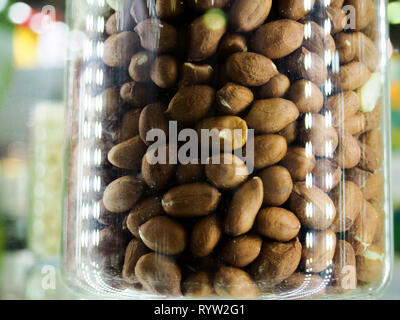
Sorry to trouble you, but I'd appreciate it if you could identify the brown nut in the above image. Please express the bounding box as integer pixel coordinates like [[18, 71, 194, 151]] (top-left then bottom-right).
[[114, 109, 141, 143], [257, 74, 290, 99], [256, 207, 301, 242], [302, 21, 336, 57], [356, 244, 384, 283], [216, 82, 254, 115], [289, 182, 336, 230], [348, 200, 378, 255], [103, 176, 145, 213], [346, 168, 383, 200], [330, 181, 364, 232], [107, 135, 147, 170], [276, 273, 326, 298], [301, 230, 337, 273], [358, 142, 383, 173], [190, 214, 222, 258], [214, 266, 260, 299], [259, 166, 293, 206], [196, 116, 248, 151], [187, 0, 231, 11], [221, 235, 262, 268], [253, 134, 287, 170], [139, 103, 169, 145], [245, 98, 299, 134], [278, 0, 315, 20], [335, 32, 356, 64], [188, 9, 227, 61], [299, 113, 339, 157], [331, 240, 357, 292], [288, 80, 324, 113], [135, 19, 177, 53], [312, 158, 341, 192], [126, 196, 164, 237], [142, 145, 176, 191], [333, 61, 371, 91], [335, 131, 361, 169], [122, 238, 149, 283], [343, 113, 367, 136], [182, 271, 214, 298], [150, 55, 178, 88], [344, 0, 375, 31], [229, 0, 272, 32], [205, 153, 249, 189], [279, 121, 298, 145], [135, 253, 182, 296], [162, 183, 221, 218], [286, 47, 328, 87], [325, 91, 360, 127], [225, 52, 278, 87], [130, 0, 153, 23], [129, 51, 154, 83], [252, 19, 304, 59], [102, 32, 140, 67], [166, 85, 215, 126], [250, 238, 302, 288], [155, 0, 184, 21], [106, 12, 135, 35], [179, 63, 214, 88], [280, 147, 316, 181], [224, 177, 264, 236], [326, 6, 347, 33], [176, 163, 205, 184], [218, 33, 248, 58], [120, 81, 155, 108], [139, 216, 187, 255]]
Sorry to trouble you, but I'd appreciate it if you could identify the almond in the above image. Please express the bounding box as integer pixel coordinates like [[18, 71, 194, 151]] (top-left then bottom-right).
[[280, 147, 316, 181], [107, 135, 147, 170], [254, 134, 287, 170], [214, 266, 260, 298], [252, 19, 304, 59], [216, 82, 254, 115], [251, 238, 302, 288], [257, 74, 290, 99], [229, 0, 272, 32], [245, 98, 299, 134], [139, 216, 187, 255], [288, 80, 324, 113], [223, 177, 264, 236], [139, 103, 169, 145], [135, 19, 177, 53], [226, 52, 278, 86], [289, 182, 336, 230], [190, 214, 222, 257], [166, 85, 215, 126], [259, 166, 293, 206], [205, 153, 249, 189], [162, 183, 221, 218], [126, 196, 164, 237], [188, 9, 227, 61], [135, 253, 182, 296], [301, 230, 337, 273], [256, 207, 301, 242], [331, 181, 364, 232], [221, 235, 262, 267], [103, 176, 145, 213]]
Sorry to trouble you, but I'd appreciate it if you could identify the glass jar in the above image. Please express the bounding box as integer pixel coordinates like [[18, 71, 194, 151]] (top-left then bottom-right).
[[62, 0, 393, 299]]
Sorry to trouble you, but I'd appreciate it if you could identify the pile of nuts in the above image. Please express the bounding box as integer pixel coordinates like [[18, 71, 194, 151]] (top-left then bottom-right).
[[82, 0, 386, 299]]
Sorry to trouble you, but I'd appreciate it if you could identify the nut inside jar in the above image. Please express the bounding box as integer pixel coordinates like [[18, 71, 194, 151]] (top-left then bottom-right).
[[65, 0, 389, 299]]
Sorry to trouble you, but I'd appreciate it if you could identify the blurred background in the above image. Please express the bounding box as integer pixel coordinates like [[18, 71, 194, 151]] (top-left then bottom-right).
[[0, 0, 398, 299]]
